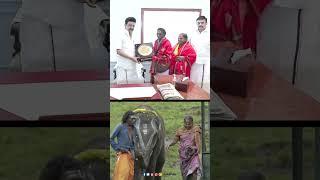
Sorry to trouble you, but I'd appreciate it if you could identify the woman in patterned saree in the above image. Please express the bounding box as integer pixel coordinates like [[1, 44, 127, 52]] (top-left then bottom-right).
[[166, 116, 202, 180]]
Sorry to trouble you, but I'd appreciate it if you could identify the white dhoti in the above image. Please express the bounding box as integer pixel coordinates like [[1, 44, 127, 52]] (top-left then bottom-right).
[[116, 66, 144, 84], [190, 62, 210, 93]]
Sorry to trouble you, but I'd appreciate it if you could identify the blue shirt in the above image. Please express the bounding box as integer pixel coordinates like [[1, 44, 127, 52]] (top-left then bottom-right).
[[110, 123, 135, 152]]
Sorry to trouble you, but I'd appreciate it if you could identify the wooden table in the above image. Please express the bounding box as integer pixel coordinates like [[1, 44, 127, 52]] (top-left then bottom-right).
[[0, 70, 108, 121], [217, 62, 320, 120], [212, 42, 320, 120], [154, 75, 210, 100], [110, 75, 210, 100]]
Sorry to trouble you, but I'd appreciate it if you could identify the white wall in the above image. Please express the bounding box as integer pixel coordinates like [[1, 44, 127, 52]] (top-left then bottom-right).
[[257, 5, 299, 82], [110, 0, 210, 63], [143, 10, 200, 45], [258, 1, 320, 102], [295, 0, 320, 102]]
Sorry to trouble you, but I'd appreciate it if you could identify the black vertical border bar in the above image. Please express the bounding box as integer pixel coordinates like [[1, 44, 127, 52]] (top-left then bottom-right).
[[292, 127, 303, 180], [315, 128, 320, 180]]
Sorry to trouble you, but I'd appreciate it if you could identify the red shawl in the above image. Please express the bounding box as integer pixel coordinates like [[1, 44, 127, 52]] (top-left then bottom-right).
[[169, 41, 196, 77], [150, 37, 172, 74], [211, 0, 241, 41], [242, 0, 271, 51], [211, 0, 271, 51]]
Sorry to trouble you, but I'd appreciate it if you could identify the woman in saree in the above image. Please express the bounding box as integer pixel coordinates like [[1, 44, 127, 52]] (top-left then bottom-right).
[[169, 33, 196, 78], [166, 116, 202, 180]]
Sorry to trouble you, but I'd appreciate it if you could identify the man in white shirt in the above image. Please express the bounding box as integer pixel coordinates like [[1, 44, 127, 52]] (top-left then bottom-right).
[[83, 2, 109, 65], [115, 17, 143, 84], [190, 16, 210, 93], [19, 0, 105, 72]]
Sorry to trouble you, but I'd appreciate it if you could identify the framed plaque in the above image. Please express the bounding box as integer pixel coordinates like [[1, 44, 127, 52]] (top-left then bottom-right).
[[135, 42, 153, 61]]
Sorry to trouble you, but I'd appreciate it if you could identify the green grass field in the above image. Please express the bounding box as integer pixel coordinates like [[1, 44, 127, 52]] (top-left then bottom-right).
[[110, 102, 210, 180], [0, 128, 107, 180], [211, 127, 315, 180]]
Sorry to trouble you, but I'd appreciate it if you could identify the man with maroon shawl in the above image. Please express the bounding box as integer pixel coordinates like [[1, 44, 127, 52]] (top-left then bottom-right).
[[166, 116, 202, 180], [170, 33, 196, 78], [150, 28, 172, 83]]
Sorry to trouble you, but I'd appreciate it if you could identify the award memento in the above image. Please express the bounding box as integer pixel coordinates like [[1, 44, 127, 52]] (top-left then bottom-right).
[[135, 43, 153, 61]]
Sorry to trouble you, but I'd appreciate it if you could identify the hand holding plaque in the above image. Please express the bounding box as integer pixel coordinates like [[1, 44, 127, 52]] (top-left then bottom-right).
[[135, 43, 153, 61]]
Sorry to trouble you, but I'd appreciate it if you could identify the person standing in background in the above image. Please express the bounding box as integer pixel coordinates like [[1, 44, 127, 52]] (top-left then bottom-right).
[[190, 16, 210, 93]]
